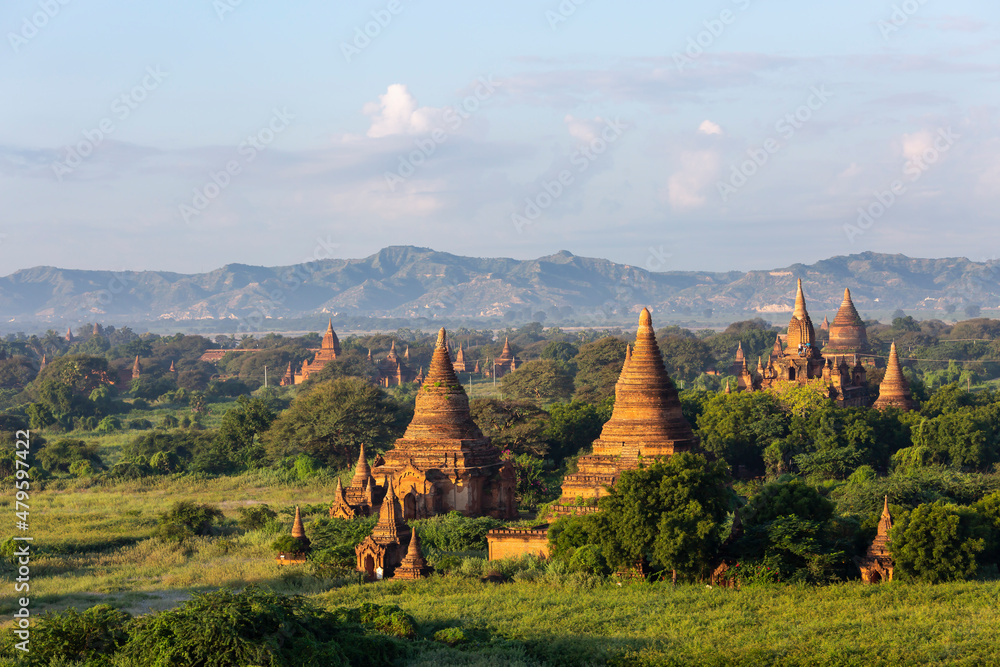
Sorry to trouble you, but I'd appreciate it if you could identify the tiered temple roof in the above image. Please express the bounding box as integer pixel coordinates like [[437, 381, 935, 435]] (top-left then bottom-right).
[[330, 443, 382, 519], [786, 279, 817, 353], [855, 497, 894, 583], [494, 337, 517, 378], [393, 527, 432, 579], [826, 288, 870, 355], [378, 340, 417, 387], [355, 478, 411, 579], [731, 280, 870, 407], [373, 328, 515, 519], [294, 320, 341, 383], [873, 342, 916, 411], [557, 308, 696, 507]]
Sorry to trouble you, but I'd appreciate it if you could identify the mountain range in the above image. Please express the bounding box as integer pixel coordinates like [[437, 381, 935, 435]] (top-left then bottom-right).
[[2, 247, 998, 329]]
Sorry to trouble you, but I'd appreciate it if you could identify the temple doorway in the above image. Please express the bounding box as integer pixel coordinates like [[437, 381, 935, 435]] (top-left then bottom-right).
[[364, 555, 375, 580], [403, 493, 416, 520]]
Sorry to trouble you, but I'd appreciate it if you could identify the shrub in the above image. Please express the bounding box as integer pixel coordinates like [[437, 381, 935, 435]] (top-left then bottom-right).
[[411, 511, 503, 553], [9, 604, 131, 664], [333, 602, 416, 639], [891, 501, 987, 582], [127, 418, 154, 430], [119, 587, 352, 666], [433, 627, 467, 646], [238, 504, 278, 531], [161, 414, 179, 428], [97, 415, 122, 432], [156, 501, 224, 542]]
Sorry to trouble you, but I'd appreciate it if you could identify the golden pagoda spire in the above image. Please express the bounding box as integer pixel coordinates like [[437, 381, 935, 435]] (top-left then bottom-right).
[[291, 506, 306, 540], [793, 278, 808, 319], [874, 341, 916, 411]]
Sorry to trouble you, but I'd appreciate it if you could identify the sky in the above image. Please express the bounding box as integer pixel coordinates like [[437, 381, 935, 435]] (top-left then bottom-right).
[[2, 0, 999, 275]]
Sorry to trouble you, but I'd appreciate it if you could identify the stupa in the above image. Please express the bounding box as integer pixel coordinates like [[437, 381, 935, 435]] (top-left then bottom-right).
[[372, 328, 516, 519], [873, 342, 916, 411], [556, 308, 697, 511]]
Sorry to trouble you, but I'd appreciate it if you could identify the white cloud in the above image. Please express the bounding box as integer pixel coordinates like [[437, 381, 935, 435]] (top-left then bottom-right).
[[564, 114, 603, 143], [363, 84, 439, 138], [698, 120, 723, 136], [667, 150, 720, 210], [901, 129, 935, 163]]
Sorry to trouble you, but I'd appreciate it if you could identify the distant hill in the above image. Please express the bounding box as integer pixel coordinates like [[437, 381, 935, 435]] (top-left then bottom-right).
[[2, 247, 998, 328]]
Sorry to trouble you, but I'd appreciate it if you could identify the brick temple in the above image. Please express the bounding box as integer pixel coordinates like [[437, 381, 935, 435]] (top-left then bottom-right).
[[732, 280, 871, 407], [873, 342, 916, 411], [556, 307, 697, 511], [371, 328, 517, 519]]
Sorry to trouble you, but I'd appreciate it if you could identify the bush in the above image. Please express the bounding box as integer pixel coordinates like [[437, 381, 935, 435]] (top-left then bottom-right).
[[891, 501, 987, 582], [411, 511, 503, 553], [127, 418, 154, 430], [238, 504, 278, 531], [120, 587, 351, 666], [7, 604, 131, 664], [97, 415, 122, 432], [161, 414, 179, 428], [333, 602, 416, 639], [433, 627, 467, 646], [156, 501, 224, 542]]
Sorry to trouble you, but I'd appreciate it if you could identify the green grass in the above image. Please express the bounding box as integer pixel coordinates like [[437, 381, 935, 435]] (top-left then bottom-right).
[[4, 473, 1000, 665], [317, 577, 1000, 666]]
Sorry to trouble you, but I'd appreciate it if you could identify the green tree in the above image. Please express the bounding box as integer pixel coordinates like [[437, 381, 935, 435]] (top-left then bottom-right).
[[544, 400, 607, 462], [696, 391, 789, 472], [891, 501, 986, 582], [262, 378, 405, 467], [735, 478, 845, 582], [594, 452, 731, 577], [469, 398, 550, 457], [204, 395, 277, 471], [573, 337, 627, 403], [501, 359, 574, 403]]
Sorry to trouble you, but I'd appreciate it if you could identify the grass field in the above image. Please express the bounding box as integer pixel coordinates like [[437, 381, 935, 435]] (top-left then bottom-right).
[[4, 473, 1000, 665]]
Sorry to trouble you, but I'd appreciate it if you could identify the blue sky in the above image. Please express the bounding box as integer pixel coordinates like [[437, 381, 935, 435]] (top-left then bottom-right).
[[2, 0, 998, 274]]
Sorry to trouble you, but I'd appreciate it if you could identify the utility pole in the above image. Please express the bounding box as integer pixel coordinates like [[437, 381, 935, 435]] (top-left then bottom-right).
[[264, 366, 267, 388]]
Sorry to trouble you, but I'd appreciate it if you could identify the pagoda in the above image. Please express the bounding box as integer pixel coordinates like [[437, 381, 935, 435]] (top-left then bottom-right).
[[493, 337, 517, 378], [393, 527, 433, 580], [373, 328, 516, 519], [276, 506, 311, 565], [378, 340, 417, 387], [355, 479, 410, 580], [825, 288, 871, 356], [294, 320, 341, 383], [329, 443, 383, 519], [736, 280, 870, 407], [556, 308, 697, 511], [279, 361, 295, 386], [873, 342, 916, 411], [452, 344, 468, 373], [855, 497, 894, 583]]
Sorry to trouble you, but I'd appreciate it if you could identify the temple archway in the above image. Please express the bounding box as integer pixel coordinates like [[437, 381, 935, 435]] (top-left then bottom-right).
[[364, 555, 375, 580], [403, 492, 417, 520]]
